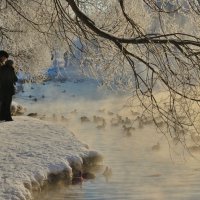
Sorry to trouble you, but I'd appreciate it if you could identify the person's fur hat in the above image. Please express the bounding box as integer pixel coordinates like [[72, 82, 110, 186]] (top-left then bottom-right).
[[0, 50, 9, 58]]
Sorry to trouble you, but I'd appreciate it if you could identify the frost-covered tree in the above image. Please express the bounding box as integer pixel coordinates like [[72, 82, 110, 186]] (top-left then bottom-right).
[[0, 1, 51, 80], [2, 0, 200, 144]]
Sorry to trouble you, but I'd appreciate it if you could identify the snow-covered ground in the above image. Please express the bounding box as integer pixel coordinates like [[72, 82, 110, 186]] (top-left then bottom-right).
[[0, 116, 102, 200]]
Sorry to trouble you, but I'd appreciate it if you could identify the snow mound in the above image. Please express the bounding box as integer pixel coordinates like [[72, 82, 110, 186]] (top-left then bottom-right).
[[0, 116, 102, 200], [11, 101, 26, 116]]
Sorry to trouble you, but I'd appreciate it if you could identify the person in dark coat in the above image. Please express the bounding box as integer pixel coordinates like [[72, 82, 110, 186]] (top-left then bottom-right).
[[0, 60, 18, 121], [0, 50, 9, 121]]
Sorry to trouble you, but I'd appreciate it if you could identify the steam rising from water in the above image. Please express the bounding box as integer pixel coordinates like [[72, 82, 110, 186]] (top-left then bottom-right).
[[15, 81, 200, 161]]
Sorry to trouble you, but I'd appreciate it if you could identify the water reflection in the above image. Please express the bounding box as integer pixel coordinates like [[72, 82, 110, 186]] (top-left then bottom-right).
[[33, 123, 200, 200]]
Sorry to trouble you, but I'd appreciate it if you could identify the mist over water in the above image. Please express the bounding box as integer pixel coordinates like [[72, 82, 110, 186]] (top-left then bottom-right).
[[15, 80, 200, 200]]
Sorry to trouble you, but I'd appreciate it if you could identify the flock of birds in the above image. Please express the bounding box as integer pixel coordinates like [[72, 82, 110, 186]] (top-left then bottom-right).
[[18, 84, 163, 139], [24, 104, 165, 153], [23, 101, 200, 155]]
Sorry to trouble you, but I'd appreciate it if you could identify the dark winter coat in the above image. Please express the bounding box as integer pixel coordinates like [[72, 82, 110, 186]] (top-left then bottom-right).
[[0, 64, 18, 99]]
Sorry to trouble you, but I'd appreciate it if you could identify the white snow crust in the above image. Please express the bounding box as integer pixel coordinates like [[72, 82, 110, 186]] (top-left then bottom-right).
[[0, 116, 102, 200]]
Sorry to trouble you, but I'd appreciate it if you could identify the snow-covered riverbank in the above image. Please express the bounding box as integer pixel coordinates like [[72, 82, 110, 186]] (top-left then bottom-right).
[[0, 116, 102, 200]]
